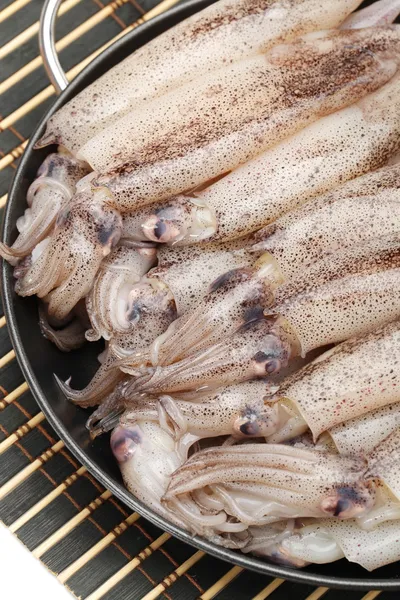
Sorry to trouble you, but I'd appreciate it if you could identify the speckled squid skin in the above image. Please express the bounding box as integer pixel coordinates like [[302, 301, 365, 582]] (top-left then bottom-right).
[[193, 71, 400, 242], [330, 402, 400, 455], [367, 427, 400, 502], [57, 275, 177, 407], [85, 245, 157, 341], [120, 381, 279, 440], [318, 518, 400, 571], [12, 42, 400, 320], [148, 239, 253, 314], [0, 152, 90, 264], [127, 236, 400, 398], [57, 240, 251, 405], [37, 0, 362, 155], [121, 64, 400, 246], [124, 314, 297, 396], [272, 235, 400, 354], [250, 163, 400, 280], [148, 253, 282, 367], [162, 444, 375, 539], [14, 189, 123, 321], [85, 27, 400, 209], [269, 320, 400, 442]]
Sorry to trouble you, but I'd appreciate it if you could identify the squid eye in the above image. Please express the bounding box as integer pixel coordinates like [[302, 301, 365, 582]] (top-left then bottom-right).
[[320, 485, 374, 519], [110, 425, 142, 463], [142, 215, 181, 243], [252, 352, 282, 376], [125, 300, 141, 325], [265, 359, 282, 374], [233, 415, 261, 438]]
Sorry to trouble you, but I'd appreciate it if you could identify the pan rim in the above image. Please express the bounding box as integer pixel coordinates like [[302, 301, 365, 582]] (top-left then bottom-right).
[[2, 0, 400, 589]]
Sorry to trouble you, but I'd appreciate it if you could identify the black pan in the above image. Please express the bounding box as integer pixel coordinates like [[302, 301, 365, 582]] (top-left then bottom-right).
[[2, 0, 400, 589]]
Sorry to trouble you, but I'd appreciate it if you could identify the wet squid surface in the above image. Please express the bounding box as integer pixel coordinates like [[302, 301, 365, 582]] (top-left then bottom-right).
[[3, 0, 400, 573]]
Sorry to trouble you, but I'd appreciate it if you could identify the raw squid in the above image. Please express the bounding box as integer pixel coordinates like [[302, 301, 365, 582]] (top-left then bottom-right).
[[116, 381, 280, 442], [85, 245, 157, 341], [125, 71, 400, 247], [13, 189, 123, 320], [162, 444, 375, 540], [14, 59, 400, 322], [58, 239, 254, 405], [122, 235, 400, 396], [329, 402, 400, 455], [244, 428, 400, 569], [250, 163, 400, 280], [81, 27, 398, 182], [261, 319, 400, 444], [340, 0, 400, 29], [37, 0, 363, 155], [0, 152, 89, 264], [79, 27, 400, 215], [245, 517, 400, 571], [127, 234, 400, 371], [56, 271, 177, 407], [146, 253, 283, 367], [110, 420, 191, 527]]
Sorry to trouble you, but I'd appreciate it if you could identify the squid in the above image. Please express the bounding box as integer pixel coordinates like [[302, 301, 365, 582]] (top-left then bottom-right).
[[340, 0, 400, 29], [110, 420, 191, 528], [57, 240, 250, 406], [125, 233, 400, 372], [55, 273, 176, 408], [122, 70, 400, 248], [107, 381, 280, 441], [85, 245, 158, 342], [121, 234, 400, 397], [38, 301, 89, 352], [244, 427, 400, 569], [0, 152, 89, 264], [249, 163, 400, 281], [36, 0, 364, 155], [260, 319, 400, 444], [80, 27, 399, 181], [13, 189, 123, 320], [12, 57, 400, 321], [145, 253, 283, 368], [329, 402, 400, 455], [162, 444, 375, 540], [271, 518, 400, 571]]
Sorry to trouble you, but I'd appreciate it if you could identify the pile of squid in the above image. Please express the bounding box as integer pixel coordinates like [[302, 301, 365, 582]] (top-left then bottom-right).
[[4, 0, 400, 572]]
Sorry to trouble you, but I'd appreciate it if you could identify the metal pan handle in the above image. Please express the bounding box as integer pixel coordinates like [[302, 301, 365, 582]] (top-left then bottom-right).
[[39, 0, 68, 94]]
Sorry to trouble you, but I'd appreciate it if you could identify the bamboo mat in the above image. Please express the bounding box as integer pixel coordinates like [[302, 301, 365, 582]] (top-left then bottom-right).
[[0, 0, 398, 597]]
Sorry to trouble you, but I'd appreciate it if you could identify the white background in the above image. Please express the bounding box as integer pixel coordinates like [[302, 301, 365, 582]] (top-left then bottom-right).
[[0, 522, 72, 599]]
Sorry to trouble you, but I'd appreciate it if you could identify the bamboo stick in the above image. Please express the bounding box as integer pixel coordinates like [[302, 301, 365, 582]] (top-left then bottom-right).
[[57, 512, 139, 583], [9, 465, 87, 532], [140, 551, 205, 600], [0, 0, 83, 60], [0, 0, 32, 24], [0, 382, 29, 411], [0, 439, 64, 500], [32, 489, 112, 557], [305, 588, 329, 600], [84, 532, 171, 600], [199, 566, 244, 600], [252, 579, 285, 600], [0, 412, 45, 454]]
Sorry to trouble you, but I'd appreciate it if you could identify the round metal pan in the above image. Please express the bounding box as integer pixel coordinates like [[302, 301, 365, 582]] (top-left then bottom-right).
[[2, 0, 400, 589]]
